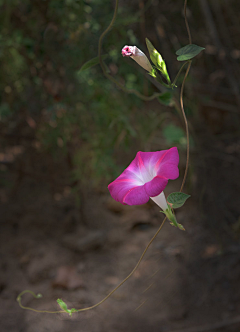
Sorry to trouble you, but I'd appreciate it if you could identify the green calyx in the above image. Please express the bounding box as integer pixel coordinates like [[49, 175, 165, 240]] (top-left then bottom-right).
[[149, 68, 157, 78], [163, 205, 185, 231], [146, 38, 171, 85]]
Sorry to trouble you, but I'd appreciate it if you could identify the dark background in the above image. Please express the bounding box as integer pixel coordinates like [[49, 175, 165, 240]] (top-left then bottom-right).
[[1, 0, 240, 331]]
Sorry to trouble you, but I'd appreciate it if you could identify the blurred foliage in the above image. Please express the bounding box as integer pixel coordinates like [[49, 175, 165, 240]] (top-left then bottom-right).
[[163, 124, 186, 146], [0, 0, 182, 187]]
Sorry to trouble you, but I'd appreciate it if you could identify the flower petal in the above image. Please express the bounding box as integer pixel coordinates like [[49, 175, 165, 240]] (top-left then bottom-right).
[[158, 163, 179, 180], [123, 185, 149, 205], [130, 54, 152, 72], [137, 151, 166, 177], [144, 176, 168, 197], [156, 147, 179, 168], [124, 152, 152, 183], [156, 147, 179, 179], [108, 178, 137, 204], [108, 147, 179, 207], [122, 45, 153, 72], [122, 45, 135, 57], [151, 191, 168, 211]]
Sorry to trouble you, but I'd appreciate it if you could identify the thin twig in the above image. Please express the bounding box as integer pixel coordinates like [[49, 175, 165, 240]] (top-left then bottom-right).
[[180, 61, 191, 192], [171, 61, 188, 87], [184, 0, 192, 44], [198, 0, 240, 107], [179, 0, 192, 193], [76, 217, 166, 312], [167, 315, 240, 332]]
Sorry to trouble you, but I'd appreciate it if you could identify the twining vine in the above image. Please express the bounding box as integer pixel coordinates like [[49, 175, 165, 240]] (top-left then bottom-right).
[[17, 0, 204, 315]]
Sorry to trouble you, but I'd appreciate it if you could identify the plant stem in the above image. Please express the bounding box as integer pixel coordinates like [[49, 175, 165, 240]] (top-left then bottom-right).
[[184, 0, 192, 44], [171, 61, 188, 87], [180, 0, 192, 192], [180, 60, 191, 192]]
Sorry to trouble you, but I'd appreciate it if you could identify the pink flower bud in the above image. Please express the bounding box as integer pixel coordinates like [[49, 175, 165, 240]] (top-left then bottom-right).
[[122, 45, 153, 72]]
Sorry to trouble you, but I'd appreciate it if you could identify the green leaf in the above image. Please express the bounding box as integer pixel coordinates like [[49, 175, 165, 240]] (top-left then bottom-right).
[[79, 55, 108, 72], [176, 44, 205, 61], [158, 91, 174, 106], [57, 299, 78, 316], [57, 299, 68, 311], [167, 192, 190, 209]]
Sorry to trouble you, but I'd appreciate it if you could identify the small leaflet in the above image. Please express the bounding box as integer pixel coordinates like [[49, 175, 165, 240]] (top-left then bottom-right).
[[57, 299, 78, 316]]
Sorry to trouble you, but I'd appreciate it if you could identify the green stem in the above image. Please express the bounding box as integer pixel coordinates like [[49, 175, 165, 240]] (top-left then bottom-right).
[[164, 206, 185, 231], [177, 0, 192, 193], [179, 60, 191, 192], [171, 61, 188, 88], [184, 0, 192, 44]]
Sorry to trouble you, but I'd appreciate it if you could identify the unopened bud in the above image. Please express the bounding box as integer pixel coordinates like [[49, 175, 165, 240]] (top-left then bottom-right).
[[122, 45, 153, 72]]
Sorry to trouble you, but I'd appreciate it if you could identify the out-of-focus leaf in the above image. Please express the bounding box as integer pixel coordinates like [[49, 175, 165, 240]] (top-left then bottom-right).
[[158, 91, 174, 106], [163, 124, 185, 145], [79, 55, 108, 72]]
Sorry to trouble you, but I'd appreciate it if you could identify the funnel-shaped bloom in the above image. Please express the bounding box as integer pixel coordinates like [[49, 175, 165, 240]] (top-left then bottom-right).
[[122, 45, 153, 72], [108, 147, 179, 211]]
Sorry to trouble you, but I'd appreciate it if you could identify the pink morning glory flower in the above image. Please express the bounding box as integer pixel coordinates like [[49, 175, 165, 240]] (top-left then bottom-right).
[[108, 147, 179, 212], [122, 45, 153, 73]]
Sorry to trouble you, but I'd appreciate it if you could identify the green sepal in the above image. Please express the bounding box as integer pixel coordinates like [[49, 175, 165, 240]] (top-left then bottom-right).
[[167, 192, 190, 209], [163, 205, 185, 231], [154, 70, 171, 88], [57, 299, 78, 316], [169, 221, 185, 231], [160, 60, 171, 84], [176, 44, 205, 61], [79, 54, 108, 72], [145, 38, 171, 84], [149, 68, 157, 78]]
